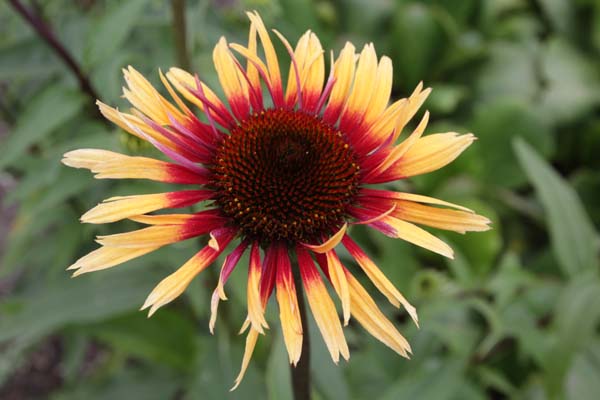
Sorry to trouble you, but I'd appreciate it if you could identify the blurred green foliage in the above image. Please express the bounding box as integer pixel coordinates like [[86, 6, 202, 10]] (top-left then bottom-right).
[[1, 0, 599, 399]]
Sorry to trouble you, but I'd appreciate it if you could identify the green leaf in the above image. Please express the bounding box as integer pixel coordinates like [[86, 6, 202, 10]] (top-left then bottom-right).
[[476, 41, 538, 104], [185, 326, 264, 399], [308, 311, 350, 400], [51, 367, 180, 400], [379, 358, 466, 400], [538, 39, 600, 125], [392, 3, 447, 88], [543, 274, 600, 389], [0, 265, 165, 344], [566, 342, 600, 400], [84, 0, 150, 67], [0, 86, 84, 169], [514, 138, 598, 276], [82, 310, 197, 371], [471, 100, 554, 188]]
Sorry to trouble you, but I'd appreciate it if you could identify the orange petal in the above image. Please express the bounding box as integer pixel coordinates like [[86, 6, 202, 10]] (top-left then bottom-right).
[[302, 223, 347, 253], [340, 44, 378, 124], [247, 242, 269, 333], [324, 42, 356, 122], [325, 250, 351, 325], [375, 215, 454, 259], [141, 232, 233, 316], [391, 132, 475, 178], [213, 37, 249, 119], [246, 11, 282, 103], [297, 247, 349, 362], [345, 269, 412, 357], [390, 82, 431, 143], [231, 327, 260, 391], [275, 246, 303, 365], [342, 235, 418, 326]]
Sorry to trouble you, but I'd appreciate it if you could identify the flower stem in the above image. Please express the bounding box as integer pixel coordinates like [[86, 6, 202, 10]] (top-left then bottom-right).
[[170, 0, 191, 71], [8, 0, 104, 121], [291, 262, 311, 400]]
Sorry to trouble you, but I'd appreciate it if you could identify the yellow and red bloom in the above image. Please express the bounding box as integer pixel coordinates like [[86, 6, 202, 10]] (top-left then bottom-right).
[[62, 11, 490, 388]]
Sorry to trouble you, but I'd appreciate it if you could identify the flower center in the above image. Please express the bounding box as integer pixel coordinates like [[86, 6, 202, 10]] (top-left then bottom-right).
[[210, 109, 360, 244]]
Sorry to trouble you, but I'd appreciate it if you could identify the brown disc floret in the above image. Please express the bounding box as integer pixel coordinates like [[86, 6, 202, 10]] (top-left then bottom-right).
[[210, 109, 360, 243]]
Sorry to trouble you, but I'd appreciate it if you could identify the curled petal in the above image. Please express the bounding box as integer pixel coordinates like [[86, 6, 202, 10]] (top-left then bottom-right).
[[302, 223, 347, 253]]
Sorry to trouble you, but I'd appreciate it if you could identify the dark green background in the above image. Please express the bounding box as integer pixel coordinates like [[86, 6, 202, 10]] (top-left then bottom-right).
[[1, 0, 599, 399]]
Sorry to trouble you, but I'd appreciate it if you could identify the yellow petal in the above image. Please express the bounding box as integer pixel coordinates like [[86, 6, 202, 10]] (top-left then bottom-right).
[[298, 247, 349, 362], [275, 248, 303, 365], [231, 328, 260, 391], [246, 12, 282, 100], [95, 225, 192, 248], [81, 191, 210, 224], [128, 213, 194, 225], [141, 242, 227, 317], [213, 37, 249, 118], [363, 56, 393, 126], [394, 201, 491, 233], [346, 270, 412, 357], [324, 42, 356, 121], [377, 215, 454, 259], [393, 133, 475, 178], [340, 44, 377, 123], [68, 245, 160, 276], [390, 83, 431, 142], [326, 250, 351, 325], [247, 243, 269, 333], [342, 236, 418, 326]]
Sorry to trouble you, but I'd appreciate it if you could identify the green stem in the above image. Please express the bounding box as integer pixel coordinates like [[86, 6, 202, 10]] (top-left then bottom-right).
[[8, 0, 104, 122], [291, 261, 311, 400], [170, 0, 191, 70]]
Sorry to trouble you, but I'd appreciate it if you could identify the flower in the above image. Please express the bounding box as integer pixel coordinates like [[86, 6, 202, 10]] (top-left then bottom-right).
[[62, 11, 490, 389]]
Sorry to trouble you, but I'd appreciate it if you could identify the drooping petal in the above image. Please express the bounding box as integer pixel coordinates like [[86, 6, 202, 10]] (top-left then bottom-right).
[[81, 190, 212, 224], [366, 213, 454, 259], [141, 229, 236, 317], [342, 235, 418, 326], [210, 241, 248, 333], [231, 327, 260, 391], [344, 268, 412, 357], [297, 246, 349, 363], [324, 250, 351, 325], [247, 242, 269, 333], [274, 244, 303, 365]]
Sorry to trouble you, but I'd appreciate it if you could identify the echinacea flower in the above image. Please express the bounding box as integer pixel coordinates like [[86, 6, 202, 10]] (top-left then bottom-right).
[[62, 11, 490, 388]]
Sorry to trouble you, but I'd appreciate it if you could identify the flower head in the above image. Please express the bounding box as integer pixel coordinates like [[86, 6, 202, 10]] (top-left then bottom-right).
[[63, 11, 490, 388]]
